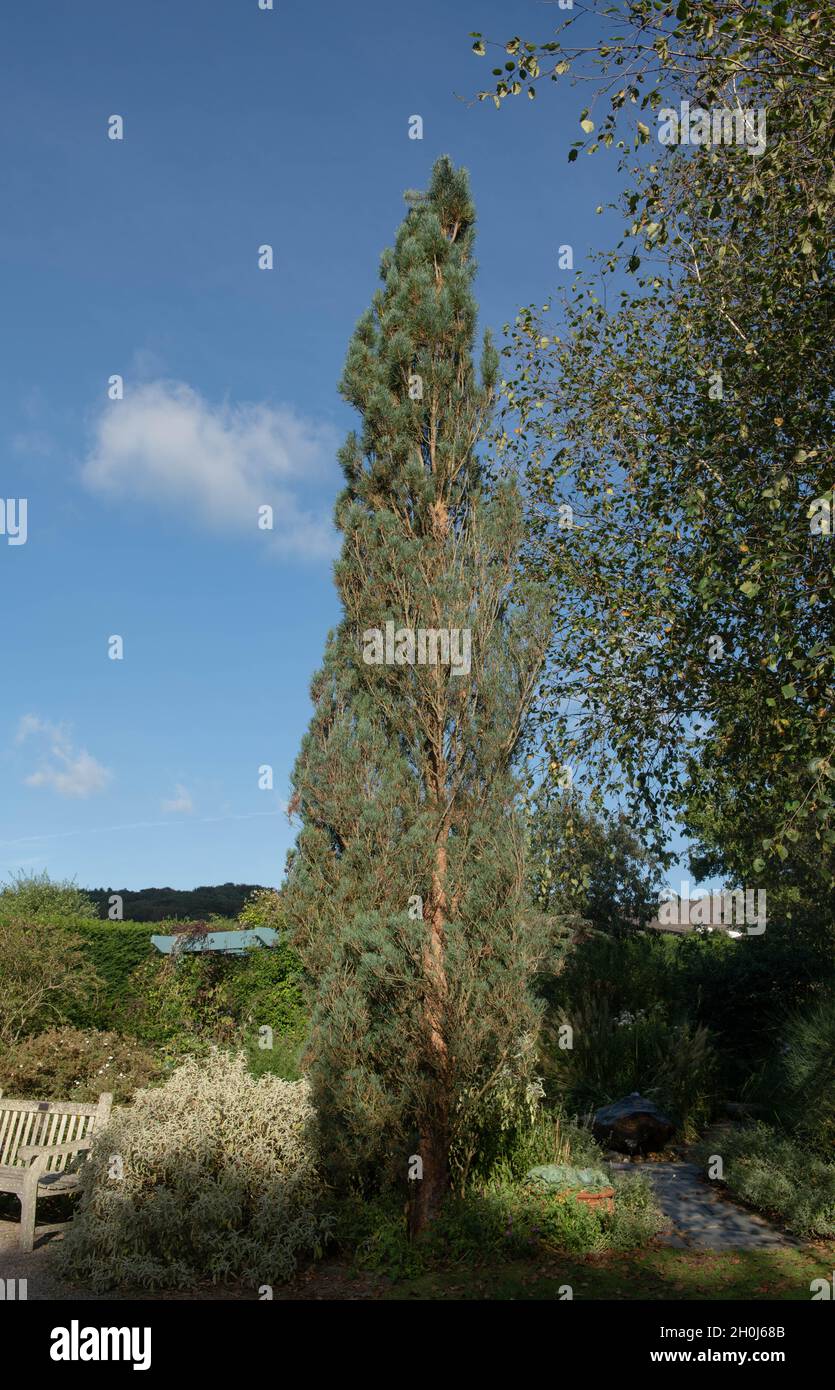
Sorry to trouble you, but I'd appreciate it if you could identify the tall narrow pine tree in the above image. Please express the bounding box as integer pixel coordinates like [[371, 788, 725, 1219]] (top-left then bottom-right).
[[284, 158, 551, 1232]]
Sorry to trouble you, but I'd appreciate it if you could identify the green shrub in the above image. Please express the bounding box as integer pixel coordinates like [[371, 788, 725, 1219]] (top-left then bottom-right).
[[223, 938, 306, 1040], [121, 936, 306, 1055], [769, 993, 835, 1155], [545, 931, 681, 1019], [237, 887, 284, 931], [544, 997, 716, 1137], [548, 921, 835, 1099], [334, 1193, 425, 1280], [0, 916, 101, 1046], [441, 1166, 664, 1261], [485, 1105, 603, 1184], [649, 1020, 717, 1137], [677, 919, 835, 1087], [333, 1101, 663, 1280], [335, 1167, 663, 1278], [55, 1051, 333, 1290], [68, 919, 295, 1037], [244, 1022, 306, 1083], [694, 1122, 835, 1239], [0, 871, 99, 923], [121, 952, 236, 1045], [0, 1027, 163, 1103], [448, 1036, 547, 1190]]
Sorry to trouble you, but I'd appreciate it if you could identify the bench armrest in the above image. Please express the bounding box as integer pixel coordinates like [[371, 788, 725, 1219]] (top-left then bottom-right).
[[17, 1140, 93, 1162]]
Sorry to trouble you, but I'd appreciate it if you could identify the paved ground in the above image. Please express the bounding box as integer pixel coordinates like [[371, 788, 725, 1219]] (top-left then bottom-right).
[[613, 1160, 796, 1251]]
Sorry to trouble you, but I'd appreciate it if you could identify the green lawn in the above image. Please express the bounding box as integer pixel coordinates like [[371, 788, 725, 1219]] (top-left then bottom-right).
[[378, 1242, 835, 1301]]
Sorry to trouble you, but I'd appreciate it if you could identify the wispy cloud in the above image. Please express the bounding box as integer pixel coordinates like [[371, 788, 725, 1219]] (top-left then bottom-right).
[[16, 715, 112, 799], [161, 783, 194, 814], [81, 380, 338, 560], [0, 809, 283, 849]]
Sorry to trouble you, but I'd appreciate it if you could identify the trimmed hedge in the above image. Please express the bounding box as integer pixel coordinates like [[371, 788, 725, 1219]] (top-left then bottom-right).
[[68, 920, 157, 1029]]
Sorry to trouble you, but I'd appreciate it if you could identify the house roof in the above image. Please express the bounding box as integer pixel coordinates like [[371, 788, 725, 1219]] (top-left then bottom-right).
[[646, 895, 746, 935]]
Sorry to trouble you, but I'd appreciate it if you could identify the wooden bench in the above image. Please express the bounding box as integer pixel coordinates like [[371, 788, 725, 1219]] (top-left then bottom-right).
[[0, 1090, 112, 1251]]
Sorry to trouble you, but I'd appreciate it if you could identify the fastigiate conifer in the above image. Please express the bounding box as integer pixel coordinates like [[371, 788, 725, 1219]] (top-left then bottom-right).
[[284, 156, 552, 1233]]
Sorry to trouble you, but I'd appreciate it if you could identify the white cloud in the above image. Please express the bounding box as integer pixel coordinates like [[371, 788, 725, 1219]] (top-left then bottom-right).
[[161, 784, 194, 814], [15, 713, 50, 745], [81, 380, 339, 560], [17, 715, 111, 799]]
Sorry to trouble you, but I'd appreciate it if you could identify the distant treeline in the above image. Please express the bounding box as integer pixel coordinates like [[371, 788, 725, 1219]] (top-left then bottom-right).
[[85, 883, 267, 922]]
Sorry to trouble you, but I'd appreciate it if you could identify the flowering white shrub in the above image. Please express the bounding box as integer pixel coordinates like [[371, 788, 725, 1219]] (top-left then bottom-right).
[[55, 1050, 332, 1290], [0, 1026, 161, 1102]]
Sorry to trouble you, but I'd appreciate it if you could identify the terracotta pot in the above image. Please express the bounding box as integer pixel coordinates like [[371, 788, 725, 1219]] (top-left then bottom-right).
[[573, 1186, 615, 1214]]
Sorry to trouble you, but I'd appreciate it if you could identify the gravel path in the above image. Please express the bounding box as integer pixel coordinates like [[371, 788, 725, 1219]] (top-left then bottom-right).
[[613, 1161, 796, 1251]]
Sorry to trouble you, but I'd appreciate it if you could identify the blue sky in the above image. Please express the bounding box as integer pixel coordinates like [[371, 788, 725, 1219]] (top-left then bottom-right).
[[1, 0, 690, 893]]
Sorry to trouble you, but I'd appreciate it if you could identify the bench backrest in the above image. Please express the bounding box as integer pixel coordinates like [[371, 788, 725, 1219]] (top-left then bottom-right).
[[0, 1090, 112, 1172]]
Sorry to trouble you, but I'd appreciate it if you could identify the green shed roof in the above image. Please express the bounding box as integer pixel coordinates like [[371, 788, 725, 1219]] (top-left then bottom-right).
[[150, 928, 279, 956]]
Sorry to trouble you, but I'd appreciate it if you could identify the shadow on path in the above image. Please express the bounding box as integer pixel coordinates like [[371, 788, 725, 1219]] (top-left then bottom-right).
[[614, 1161, 796, 1251]]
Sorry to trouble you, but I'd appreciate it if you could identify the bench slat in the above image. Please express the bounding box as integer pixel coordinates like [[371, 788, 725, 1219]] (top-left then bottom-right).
[[0, 1090, 112, 1250], [0, 1099, 100, 1115], [0, 1096, 110, 1168], [18, 1111, 37, 1164], [42, 1109, 58, 1152], [55, 1112, 70, 1162], [0, 1110, 15, 1165]]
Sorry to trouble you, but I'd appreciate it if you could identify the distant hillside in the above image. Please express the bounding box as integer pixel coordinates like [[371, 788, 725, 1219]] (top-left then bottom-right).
[[86, 883, 268, 922]]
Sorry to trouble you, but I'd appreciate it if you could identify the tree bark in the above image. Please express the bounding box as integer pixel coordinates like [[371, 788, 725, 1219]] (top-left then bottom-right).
[[409, 837, 450, 1236]]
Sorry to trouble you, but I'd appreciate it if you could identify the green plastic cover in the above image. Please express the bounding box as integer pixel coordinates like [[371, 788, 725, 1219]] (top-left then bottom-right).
[[525, 1164, 611, 1190]]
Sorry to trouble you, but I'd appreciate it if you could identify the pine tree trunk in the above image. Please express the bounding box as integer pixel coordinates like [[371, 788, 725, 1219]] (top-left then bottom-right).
[[411, 1112, 449, 1235], [410, 837, 450, 1236]]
